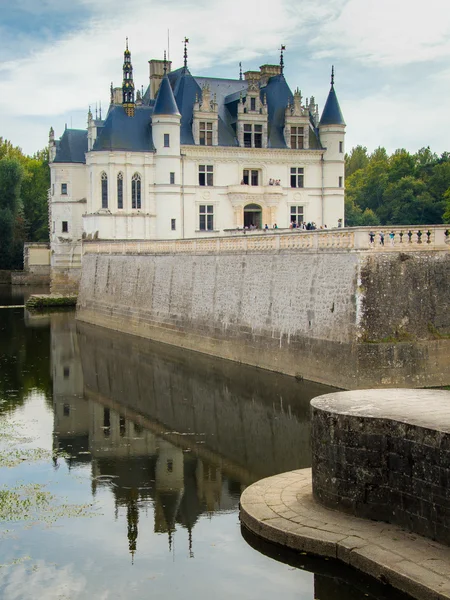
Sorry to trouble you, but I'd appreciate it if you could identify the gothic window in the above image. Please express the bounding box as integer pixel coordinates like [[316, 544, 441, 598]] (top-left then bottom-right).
[[200, 122, 213, 146], [101, 172, 108, 208], [243, 124, 262, 148], [131, 173, 141, 209], [290, 126, 304, 149], [290, 205, 304, 225], [243, 169, 259, 186], [117, 172, 123, 209], [199, 205, 214, 231], [290, 167, 304, 188], [199, 165, 213, 186]]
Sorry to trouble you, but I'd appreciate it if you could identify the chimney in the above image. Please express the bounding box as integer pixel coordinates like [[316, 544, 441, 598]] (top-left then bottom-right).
[[149, 59, 172, 100]]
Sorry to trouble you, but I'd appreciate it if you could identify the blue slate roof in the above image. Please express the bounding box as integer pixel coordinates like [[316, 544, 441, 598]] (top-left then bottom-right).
[[170, 67, 201, 144], [93, 105, 155, 151], [260, 74, 293, 148], [53, 129, 87, 163], [319, 84, 345, 126], [152, 74, 180, 117]]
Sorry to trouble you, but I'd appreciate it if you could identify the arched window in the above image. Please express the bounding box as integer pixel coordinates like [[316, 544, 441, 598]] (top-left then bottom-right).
[[131, 173, 141, 209], [101, 172, 108, 209], [117, 172, 123, 209]]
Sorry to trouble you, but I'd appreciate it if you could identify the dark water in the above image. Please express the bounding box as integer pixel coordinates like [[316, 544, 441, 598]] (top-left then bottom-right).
[[0, 285, 411, 600]]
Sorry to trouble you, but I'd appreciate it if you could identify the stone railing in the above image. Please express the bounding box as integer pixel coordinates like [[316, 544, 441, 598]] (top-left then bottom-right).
[[82, 225, 449, 256]]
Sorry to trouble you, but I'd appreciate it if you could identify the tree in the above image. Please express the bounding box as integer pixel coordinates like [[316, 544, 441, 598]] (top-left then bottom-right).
[[345, 145, 369, 177], [0, 158, 25, 269]]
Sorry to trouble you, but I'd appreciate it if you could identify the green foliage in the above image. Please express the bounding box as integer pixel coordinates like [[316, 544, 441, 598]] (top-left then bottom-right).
[[345, 145, 450, 226], [25, 295, 77, 310], [0, 139, 50, 269]]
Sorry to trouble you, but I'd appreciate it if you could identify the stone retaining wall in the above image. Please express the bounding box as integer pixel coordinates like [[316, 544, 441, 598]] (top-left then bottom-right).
[[311, 389, 450, 546]]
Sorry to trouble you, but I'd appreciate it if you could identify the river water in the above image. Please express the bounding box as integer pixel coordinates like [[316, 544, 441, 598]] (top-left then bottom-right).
[[0, 285, 411, 600]]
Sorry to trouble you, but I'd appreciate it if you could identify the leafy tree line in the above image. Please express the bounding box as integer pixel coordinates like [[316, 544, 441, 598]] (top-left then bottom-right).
[[345, 146, 450, 226], [0, 138, 50, 270]]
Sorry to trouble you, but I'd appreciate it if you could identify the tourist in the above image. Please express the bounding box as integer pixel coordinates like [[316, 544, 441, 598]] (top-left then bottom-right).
[[369, 231, 375, 246], [273, 223, 278, 229], [389, 231, 395, 246], [269, 179, 274, 185], [264, 224, 269, 231], [379, 231, 385, 246]]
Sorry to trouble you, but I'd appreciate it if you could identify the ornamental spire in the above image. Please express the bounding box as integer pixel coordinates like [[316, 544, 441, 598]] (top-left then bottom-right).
[[331, 65, 335, 86], [122, 39, 135, 116], [280, 44, 286, 75], [163, 50, 167, 74], [239, 62, 242, 80], [183, 37, 189, 69]]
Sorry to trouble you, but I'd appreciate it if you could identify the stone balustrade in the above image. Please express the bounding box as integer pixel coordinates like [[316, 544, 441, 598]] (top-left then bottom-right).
[[83, 225, 449, 256]]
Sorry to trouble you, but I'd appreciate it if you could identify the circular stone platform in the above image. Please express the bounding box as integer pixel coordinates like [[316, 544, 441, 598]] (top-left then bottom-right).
[[240, 468, 450, 600]]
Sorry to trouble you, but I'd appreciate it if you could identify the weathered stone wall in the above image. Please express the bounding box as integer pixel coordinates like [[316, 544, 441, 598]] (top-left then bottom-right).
[[76, 247, 450, 389], [311, 390, 450, 546]]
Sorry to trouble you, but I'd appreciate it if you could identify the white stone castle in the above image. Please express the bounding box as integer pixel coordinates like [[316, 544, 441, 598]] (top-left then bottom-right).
[[48, 41, 345, 290]]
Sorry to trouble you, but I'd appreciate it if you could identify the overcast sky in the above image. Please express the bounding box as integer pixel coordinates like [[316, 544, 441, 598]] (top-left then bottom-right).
[[1, 0, 449, 157]]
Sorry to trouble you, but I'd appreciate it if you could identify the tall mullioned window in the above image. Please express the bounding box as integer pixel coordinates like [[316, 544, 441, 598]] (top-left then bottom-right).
[[131, 173, 141, 209], [199, 165, 213, 186], [199, 122, 213, 146], [199, 205, 214, 231], [243, 169, 259, 186], [290, 167, 304, 188], [117, 172, 123, 209], [101, 172, 108, 208], [290, 126, 304, 149]]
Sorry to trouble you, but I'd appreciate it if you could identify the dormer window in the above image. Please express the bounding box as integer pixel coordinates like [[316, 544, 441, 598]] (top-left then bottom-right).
[[291, 127, 304, 149], [243, 124, 262, 148], [250, 97, 256, 111], [200, 122, 213, 146]]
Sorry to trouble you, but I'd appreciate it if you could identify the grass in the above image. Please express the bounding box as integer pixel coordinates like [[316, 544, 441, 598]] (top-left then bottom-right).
[[25, 295, 77, 310]]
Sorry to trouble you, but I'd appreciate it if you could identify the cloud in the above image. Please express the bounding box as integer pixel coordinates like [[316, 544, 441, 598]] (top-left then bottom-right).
[[310, 0, 450, 66], [0, 561, 87, 600]]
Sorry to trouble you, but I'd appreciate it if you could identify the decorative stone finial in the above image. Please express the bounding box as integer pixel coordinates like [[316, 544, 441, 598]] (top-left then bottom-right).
[[280, 44, 286, 75], [163, 50, 167, 74], [183, 37, 189, 68], [239, 62, 243, 80], [331, 65, 334, 86]]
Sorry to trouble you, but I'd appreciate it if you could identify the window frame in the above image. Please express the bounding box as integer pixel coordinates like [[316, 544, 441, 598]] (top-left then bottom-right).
[[198, 204, 215, 231], [290, 167, 304, 188], [242, 123, 263, 148], [131, 173, 141, 209], [339, 176, 343, 188], [243, 169, 260, 186], [339, 141, 344, 153], [101, 172, 108, 209], [199, 121, 213, 146], [171, 218, 176, 231], [117, 172, 123, 209], [164, 133, 170, 148], [170, 172, 175, 185], [198, 165, 214, 187], [61, 183, 68, 195], [290, 126, 304, 150], [290, 205, 304, 225], [62, 221, 68, 233]]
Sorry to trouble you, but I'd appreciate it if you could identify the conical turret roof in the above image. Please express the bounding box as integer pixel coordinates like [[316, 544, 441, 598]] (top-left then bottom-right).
[[153, 75, 180, 117], [319, 68, 345, 126]]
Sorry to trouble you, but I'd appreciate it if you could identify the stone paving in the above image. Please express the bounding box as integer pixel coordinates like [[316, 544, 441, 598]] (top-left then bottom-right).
[[240, 468, 450, 600]]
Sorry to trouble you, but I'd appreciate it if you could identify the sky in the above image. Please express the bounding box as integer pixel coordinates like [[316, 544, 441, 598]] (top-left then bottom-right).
[[0, 0, 449, 157]]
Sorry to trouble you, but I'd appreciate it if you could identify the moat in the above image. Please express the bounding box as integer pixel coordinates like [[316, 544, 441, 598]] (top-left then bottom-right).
[[0, 285, 413, 599]]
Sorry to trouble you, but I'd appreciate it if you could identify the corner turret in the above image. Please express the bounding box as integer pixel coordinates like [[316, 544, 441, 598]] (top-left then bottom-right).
[[318, 67, 346, 227]]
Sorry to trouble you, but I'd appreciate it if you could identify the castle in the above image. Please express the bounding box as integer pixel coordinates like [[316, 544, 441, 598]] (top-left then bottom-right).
[[48, 41, 345, 291]]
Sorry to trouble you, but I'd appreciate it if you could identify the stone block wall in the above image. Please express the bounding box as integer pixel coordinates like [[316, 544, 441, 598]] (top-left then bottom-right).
[[76, 246, 450, 389], [311, 389, 450, 546]]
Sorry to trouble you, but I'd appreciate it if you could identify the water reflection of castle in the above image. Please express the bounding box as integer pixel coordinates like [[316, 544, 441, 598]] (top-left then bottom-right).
[[50, 312, 332, 559]]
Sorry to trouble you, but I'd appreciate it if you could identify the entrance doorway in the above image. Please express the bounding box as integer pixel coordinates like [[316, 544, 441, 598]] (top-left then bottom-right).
[[243, 204, 262, 229]]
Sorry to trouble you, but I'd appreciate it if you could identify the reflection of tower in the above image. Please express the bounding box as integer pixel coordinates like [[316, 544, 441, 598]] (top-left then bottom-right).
[[154, 440, 184, 547], [127, 488, 139, 562], [50, 312, 89, 464]]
